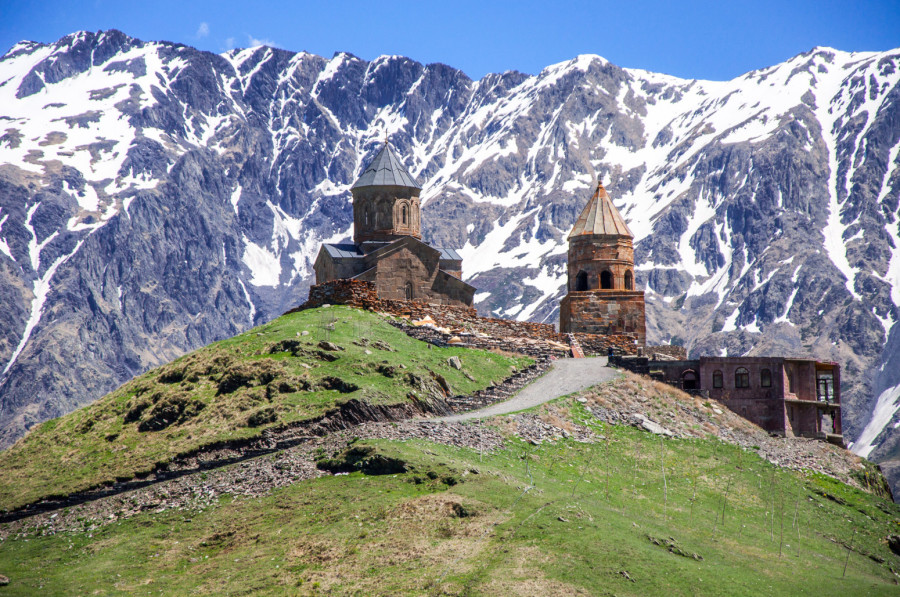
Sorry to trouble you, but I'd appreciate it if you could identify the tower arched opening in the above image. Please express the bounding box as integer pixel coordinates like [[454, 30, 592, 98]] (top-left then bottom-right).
[[575, 271, 589, 291], [600, 270, 613, 290]]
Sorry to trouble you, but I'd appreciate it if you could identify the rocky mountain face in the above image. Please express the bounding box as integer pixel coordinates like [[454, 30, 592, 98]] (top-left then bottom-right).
[[0, 31, 898, 472]]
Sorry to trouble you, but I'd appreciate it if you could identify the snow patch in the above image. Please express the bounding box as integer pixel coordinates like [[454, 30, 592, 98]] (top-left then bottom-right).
[[851, 382, 900, 458]]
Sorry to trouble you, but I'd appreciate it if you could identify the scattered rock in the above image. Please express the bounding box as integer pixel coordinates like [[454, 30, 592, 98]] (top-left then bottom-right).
[[0, 575, 9, 586], [619, 570, 635, 583], [558, 516, 569, 523], [372, 340, 394, 352], [317, 341, 344, 352], [301, 331, 309, 336], [447, 356, 462, 370], [647, 535, 703, 560], [632, 414, 674, 437], [887, 535, 900, 557]]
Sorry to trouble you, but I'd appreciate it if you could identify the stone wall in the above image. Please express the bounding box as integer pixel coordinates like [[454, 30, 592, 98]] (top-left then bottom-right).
[[559, 290, 646, 345], [567, 235, 635, 292], [290, 279, 641, 356]]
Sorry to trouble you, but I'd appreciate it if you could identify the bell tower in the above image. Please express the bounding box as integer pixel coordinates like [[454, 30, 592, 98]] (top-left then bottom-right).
[[559, 180, 646, 344], [351, 140, 422, 244]]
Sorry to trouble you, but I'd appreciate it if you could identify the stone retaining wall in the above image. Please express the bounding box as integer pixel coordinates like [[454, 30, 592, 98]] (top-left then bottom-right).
[[290, 279, 641, 356]]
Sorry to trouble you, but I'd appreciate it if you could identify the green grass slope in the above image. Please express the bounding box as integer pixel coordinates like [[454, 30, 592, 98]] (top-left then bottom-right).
[[0, 306, 530, 511], [0, 392, 898, 595]]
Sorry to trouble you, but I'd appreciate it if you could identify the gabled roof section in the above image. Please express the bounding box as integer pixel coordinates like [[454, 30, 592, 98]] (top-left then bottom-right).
[[568, 181, 633, 239], [351, 141, 421, 190]]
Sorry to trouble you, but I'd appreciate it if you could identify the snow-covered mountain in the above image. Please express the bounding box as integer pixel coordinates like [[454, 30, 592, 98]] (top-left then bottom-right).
[[0, 31, 898, 486]]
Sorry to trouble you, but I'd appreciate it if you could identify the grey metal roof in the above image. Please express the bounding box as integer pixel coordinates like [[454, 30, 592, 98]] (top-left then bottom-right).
[[324, 242, 461, 261], [437, 247, 462, 261], [323, 243, 364, 259], [351, 142, 422, 190]]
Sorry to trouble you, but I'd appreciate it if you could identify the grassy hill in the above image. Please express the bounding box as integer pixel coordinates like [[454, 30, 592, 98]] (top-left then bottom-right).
[[0, 306, 898, 595], [1, 382, 898, 595], [0, 306, 530, 511]]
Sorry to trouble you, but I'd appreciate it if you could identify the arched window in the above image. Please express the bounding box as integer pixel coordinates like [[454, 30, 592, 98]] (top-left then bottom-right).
[[401, 204, 408, 225], [712, 370, 723, 389], [760, 368, 772, 388], [365, 204, 373, 227], [735, 367, 750, 388], [682, 370, 698, 390], [600, 270, 613, 289], [405, 282, 413, 300], [575, 271, 588, 291], [624, 270, 634, 290]]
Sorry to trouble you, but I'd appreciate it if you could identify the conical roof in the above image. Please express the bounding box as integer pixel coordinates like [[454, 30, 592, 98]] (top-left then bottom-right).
[[568, 181, 633, 239], [351, 141, 421, 189]]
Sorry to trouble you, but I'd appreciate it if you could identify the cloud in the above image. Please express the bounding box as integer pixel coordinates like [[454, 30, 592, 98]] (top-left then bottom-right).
[[224, 37, 235, 50], [247, 34, 277, 48], [196, 22, 210, 38]]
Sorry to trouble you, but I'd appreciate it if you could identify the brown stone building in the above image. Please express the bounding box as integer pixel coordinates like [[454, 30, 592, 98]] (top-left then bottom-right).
[[313, 142, 475, 306], [559, 181, 646, 344], [612, 354, 843, 444]]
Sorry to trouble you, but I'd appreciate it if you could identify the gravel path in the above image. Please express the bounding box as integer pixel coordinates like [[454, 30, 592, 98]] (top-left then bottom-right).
[[436, 357, 619, 422]]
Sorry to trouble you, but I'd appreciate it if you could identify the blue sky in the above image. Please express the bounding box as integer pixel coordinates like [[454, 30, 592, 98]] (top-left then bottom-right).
[[1, 0, 899, 80]]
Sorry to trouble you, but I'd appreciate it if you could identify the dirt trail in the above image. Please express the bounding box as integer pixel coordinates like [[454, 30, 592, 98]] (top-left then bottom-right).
[[436, 357, 618, 422]]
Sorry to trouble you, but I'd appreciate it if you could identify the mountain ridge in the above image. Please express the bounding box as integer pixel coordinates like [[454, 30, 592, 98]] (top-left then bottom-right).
[[0, 30, 898, 483]]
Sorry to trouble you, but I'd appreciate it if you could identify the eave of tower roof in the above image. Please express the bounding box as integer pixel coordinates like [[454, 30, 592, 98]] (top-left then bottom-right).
[[568, 181, 633, 239], [351, 142, 422, 190]]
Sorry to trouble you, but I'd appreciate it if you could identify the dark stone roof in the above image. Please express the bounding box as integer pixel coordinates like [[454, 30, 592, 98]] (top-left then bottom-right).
[[322, 242, 461, 261], [351, 142, 421, 190]]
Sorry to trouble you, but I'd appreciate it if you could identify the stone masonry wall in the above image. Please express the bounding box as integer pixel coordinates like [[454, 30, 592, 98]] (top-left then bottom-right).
[[559, 290, 646, 345], [290, 279, 639, 356]]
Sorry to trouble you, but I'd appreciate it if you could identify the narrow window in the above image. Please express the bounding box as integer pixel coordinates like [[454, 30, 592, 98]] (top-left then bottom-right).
[[401, 204, 408, 225], [405, 282, 413, 300], [761, 368, 772, 388], [624, 270, 634, 290], [600, 270, 613, 289], [735, 367, 750, 389], [575, 271, 588, 291], [712, 370, 723, 389]]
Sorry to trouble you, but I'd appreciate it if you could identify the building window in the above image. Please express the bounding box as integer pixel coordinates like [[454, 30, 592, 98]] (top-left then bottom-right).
[[712, 370, 723, 388], [735, 367, 750, 388], [787, 369, 795, 394], [405, 282, 413, 300], [624, 270, 634, 290], [575, 271, 588, 291], [600, 270, 613, 289], [401, 204, 408, 225], [761, 368, 772, 388]]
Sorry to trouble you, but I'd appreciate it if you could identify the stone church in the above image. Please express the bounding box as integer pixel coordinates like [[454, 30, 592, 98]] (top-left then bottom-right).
[[313, 142, 475, 306], [559, 180, 646, 344]]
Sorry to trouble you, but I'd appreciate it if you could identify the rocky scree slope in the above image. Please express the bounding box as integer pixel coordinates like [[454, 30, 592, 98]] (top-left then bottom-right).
[[0, 30, 899, 470]]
